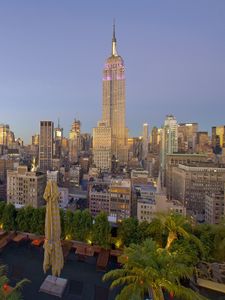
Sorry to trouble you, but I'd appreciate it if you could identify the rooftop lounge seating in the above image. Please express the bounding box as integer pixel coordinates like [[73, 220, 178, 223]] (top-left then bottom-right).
[[12, 233, 28, 243], [0, 232, 16, 252], [62, 240, 73, 259], [75, 244, 95, 261], [96, 249, 109, 272]]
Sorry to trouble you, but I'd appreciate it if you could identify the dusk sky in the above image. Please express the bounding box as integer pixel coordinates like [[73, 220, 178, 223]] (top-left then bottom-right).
[[0, 0, 225, 143]]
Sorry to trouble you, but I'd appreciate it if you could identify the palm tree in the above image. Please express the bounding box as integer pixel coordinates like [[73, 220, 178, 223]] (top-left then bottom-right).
[[157, 213, 204, 253], [0, 265, 30, 300], [103, 239, 207, 300]]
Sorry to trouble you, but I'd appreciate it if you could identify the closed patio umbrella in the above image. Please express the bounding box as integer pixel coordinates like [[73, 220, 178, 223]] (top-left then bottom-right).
[[43, 180, 64, 277]]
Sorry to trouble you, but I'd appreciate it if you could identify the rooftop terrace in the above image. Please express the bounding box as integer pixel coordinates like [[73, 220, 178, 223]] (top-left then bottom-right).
[[0, 241, 119, 300]]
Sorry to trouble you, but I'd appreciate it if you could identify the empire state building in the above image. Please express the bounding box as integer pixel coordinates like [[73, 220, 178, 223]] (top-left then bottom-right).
[[102, 24, 128, 164]]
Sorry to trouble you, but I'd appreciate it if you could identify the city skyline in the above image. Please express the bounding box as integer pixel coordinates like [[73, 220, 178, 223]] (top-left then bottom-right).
[[0, 0, 225, 143]]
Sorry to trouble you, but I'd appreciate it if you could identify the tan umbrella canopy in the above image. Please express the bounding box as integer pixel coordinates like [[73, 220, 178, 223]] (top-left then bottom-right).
[[43, 180, 64, 277]]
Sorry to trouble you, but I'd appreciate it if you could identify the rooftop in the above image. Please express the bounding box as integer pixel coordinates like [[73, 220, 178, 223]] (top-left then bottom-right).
[[1, 242, 119, 300]]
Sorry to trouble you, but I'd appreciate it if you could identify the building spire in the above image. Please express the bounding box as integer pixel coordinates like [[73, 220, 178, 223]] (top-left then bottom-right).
[[112, 19, 118, 56]]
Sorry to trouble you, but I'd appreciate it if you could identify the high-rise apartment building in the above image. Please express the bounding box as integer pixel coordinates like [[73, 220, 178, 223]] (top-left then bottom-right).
[[102, 24, 128, 164], [93, 121, 112, 171], [39, 121, 54, 172], [7, 166, 46, 208]]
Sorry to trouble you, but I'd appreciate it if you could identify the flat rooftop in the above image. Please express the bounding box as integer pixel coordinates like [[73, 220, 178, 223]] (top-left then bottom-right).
[[1, 242, 119, 300], [0, 240, 223, 300]]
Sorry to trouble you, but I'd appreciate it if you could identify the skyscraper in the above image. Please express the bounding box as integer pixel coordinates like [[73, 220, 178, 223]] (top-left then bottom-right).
[[178, 123, 198, 153], [0, 124, 15, 146], [39, 121, 54, 172], [142, 123, 149, 160], [160, 115, 178, 185], [54, 119, 63, 159], [93, 121, 112, 171], [102, 23, 128, 164], [212, 125, 225, 153], [69, 119, 81, 163]]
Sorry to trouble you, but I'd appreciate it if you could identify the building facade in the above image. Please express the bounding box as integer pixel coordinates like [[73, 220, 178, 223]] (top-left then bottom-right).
[[212, 126, 225, 149], [171, 162, 225, 217], [178, 123, 198, 153], [205, 193, 224, 224], [142, 123, 149, 161], [7, 166, 46, 208], [89, 178, 131, 221], [160, 115, 178, 185], [93, 121, 112, 171], [39, 121, 54, 172], [69, 119, 81, 163]]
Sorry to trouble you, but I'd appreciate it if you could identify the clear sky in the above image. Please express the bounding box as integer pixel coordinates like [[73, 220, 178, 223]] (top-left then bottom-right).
[[0, 0, 225, 143]]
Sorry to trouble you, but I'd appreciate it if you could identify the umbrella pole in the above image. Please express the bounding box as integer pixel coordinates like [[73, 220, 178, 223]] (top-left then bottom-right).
[[51, 182, 57, 284]]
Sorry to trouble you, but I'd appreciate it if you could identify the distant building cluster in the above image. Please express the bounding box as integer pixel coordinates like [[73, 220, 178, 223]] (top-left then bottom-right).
[[0, 25, 224, 225]]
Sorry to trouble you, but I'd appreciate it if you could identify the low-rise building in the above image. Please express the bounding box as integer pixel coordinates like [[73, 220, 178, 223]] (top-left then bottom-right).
[[137, 198, 157, 222], [131, 169, 148, 185], [109, 179, 131, 221], [89, 182, 110, 216], [89, 178, 131, 221], [7, 166, 46, 208]]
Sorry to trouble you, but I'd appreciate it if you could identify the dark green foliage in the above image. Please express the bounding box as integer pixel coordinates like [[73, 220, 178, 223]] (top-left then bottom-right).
[[0, 201, 6, 224], [93, 212, 111, 249], [59, 209, 65, 239], [171, 238, 201, 266], [144, 217, 165, 247], [16, 206, 34, 233], [2, 203, 16, 231], [73, 210, 83, 241], [136, 220, 150, 243], [79, 209, 93, 241], [213, 222, 225, 262], [117, 217, 139, 246], [194, 224, 216, 261], [29, 207, 46, 235], [72, 209, 93, 242], [64, 210, 75, 239]]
